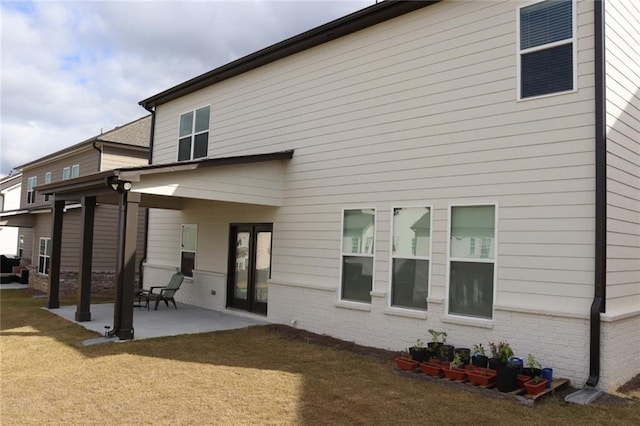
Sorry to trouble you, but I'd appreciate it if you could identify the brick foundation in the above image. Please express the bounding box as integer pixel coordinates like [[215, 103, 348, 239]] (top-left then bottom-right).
[[27, 266, 121, 296]]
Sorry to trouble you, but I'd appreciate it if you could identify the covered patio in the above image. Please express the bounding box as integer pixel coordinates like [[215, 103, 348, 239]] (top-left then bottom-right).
[[47, 302, 268, 342], [35, 150, 294, 340]]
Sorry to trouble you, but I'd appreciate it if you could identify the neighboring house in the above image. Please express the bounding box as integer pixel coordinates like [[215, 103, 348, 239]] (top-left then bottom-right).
[[0, 115, 151, 295], [39, 0, 638, 392], [0, 173, 25, 257]]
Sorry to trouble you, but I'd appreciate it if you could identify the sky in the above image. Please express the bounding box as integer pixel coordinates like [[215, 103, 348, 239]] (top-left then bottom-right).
[[0, 0, 374, 177]]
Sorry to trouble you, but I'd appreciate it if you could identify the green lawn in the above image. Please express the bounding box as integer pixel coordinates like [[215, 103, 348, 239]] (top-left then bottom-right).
[[1, 289, 639, 425]]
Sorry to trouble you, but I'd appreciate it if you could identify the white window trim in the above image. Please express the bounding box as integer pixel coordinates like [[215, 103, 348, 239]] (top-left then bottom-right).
[[44, 172, 52, 201], [38, 237, 51, 275], [62, 167, 71, 180], [71, 164, 80, 178], [176, 105, 211, 162], [516, 0, 577, 101], [27, 176, 37, 204], [180, 224, 197, 278], [338, 207, 376, 304], [387, 204, 433, 312], [445, 202, 498, 322]]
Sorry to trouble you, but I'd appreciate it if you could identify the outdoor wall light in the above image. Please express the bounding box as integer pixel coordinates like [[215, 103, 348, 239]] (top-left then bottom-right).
[[110, 181, 133, 193]]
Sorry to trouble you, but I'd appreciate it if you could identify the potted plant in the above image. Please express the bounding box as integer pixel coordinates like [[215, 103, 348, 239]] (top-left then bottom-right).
[[524, 375, 548, 396], [427, 329, 446, 349], [471, 344, 489, 368], [441, 353, 467, 381], [488, 341, 513, 370], [394, 350, 419, 371], [409, 339, 431, 363], [454, 347, 471, 366], [489, 341, 519, 393], [428, 329, 453, 362], [522, 353, 542, 379]]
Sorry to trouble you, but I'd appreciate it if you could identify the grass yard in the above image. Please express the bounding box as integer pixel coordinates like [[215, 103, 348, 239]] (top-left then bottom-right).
[[1, 288, 639, 425]]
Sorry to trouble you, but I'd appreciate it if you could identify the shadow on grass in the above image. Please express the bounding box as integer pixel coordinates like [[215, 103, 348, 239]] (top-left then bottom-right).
[[2, 288, 640, 424]]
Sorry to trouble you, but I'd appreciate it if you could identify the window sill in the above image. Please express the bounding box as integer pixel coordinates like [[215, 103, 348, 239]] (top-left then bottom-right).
[[334, 300, 371, 312], [441, 314, 493, 329], [384, 307, 427, 320]]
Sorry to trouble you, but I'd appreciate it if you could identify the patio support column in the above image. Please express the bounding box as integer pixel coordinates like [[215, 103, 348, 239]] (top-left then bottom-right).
[[75, 196, 96, 322], [47, 198, 65, 309], [112, 190, 139, 340]]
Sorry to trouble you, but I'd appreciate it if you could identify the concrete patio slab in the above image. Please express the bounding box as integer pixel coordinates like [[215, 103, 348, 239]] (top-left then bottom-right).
[[46, 302, 268, 341]]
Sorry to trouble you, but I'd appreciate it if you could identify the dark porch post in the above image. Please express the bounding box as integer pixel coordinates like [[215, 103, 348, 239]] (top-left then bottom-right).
[[75, 196, 96, 322], [47, 199, 65, 309], [112, 190, 139, 340]]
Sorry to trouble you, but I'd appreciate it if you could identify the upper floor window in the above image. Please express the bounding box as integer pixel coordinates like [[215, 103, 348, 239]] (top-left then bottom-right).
[[518, 0, 575, 99], [391, 206, 431, 311], [44, 172, 52, 202], [341, 208, 375, 303], [63, 165, 80, 180], [178, 106, 210, 162], [27, 176, 37, 204]]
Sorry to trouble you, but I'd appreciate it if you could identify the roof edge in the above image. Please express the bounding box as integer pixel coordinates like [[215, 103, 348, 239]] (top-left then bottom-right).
[[139, 0, 441, 109]]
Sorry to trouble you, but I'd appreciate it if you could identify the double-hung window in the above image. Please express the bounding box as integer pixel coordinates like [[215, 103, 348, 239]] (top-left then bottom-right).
[[391, 207, 431, 310], [341, 209, 375, 303], [44, 172, 52, 201], [518, 0, 575, 99], [27, 176, 37, 204], [448, 205, 496, 319], [38, 237, 52, 275], [63, 165, 79, 180], [180, 224, 197, 277], [178, 106, 210, 161]]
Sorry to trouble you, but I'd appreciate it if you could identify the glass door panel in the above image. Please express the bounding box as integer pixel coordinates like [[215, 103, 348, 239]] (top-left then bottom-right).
[[234, 231, 250, 300], [228, 224, 272, 315]]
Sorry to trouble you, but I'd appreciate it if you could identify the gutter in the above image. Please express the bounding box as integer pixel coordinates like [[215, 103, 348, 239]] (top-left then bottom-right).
[[92, 140, 103, 172], [138, 104, 156, 289], [587, 0, 606, 388]]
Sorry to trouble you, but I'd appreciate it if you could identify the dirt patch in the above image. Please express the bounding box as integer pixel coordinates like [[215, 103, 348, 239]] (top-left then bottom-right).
[[266, 324, 640, 407], [617, 373, 640, 400]]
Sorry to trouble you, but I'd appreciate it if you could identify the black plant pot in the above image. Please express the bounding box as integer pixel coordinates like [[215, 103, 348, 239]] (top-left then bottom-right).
[[521, 367, 542, 379], [488, 358, 506, 370], [454, 348, 471, 365], [428, 342, 443, 351], [497, 366, 519, 392], [471, 354, 489, 368], [439, 344, 455, 362], [409, 347, 431, 363]]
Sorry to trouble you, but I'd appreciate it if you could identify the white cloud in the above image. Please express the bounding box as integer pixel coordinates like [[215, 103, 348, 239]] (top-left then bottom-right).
[[0, 0, 372, 175]]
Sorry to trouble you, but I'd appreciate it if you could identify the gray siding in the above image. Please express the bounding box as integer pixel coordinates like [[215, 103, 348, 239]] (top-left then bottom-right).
[[21, 148, 99, 209], [605, 0, 640, 315]]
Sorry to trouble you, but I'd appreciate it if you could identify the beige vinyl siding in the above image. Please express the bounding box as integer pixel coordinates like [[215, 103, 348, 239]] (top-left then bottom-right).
[[605, 0, 640, 315], [148, 0, 597, 314], [132, 162, 286, 206], [101, 146, 148, 170], [145, 203, 277, 277], [21, 148, 99, 209]]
